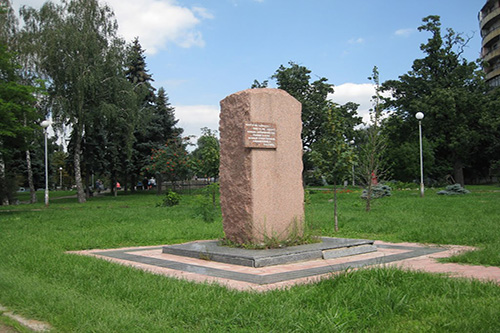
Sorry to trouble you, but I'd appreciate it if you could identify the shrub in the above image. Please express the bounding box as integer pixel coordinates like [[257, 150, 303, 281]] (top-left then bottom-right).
[[437, 184, 470, 195], [157, 190, 180, 207], [194, 195, 219, 222], [194, 183, 220, 223], [390, 181, 419, 190], [361, 184, 392, 199]]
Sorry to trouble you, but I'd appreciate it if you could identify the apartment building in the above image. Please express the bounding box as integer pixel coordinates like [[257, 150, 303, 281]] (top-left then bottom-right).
[[479, 0, 500, 87]]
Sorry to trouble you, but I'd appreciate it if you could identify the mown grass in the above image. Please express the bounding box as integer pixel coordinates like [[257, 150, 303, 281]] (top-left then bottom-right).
[[306, 185, 500, 266], [0, 186, 499, 332]]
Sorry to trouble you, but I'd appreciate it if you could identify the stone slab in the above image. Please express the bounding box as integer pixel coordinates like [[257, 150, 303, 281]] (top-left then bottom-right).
[[162, 237, 375, 268], [322, 244, 378, 259], [70, 241, 500, 292]]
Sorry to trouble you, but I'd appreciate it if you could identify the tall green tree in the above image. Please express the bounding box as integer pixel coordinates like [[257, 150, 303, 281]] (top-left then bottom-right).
[[192, 127, 220, 182], [125, 37, 154, 102], [20, 0, 126, 202], [0, 0, 17, 44], [0, 43, 39, 204], [382, 15, 488, 186], [149, 87, 182, 146], [271, 61, 334, 150], [146, 137, 191, 191], [126, 39, 182, 189]]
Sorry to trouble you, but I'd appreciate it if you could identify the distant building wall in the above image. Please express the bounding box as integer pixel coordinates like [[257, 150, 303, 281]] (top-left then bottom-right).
[[479, 0, 500, 87]]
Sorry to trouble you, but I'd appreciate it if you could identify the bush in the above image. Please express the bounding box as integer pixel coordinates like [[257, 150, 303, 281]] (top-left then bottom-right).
[[390, 181, 419, 190], [194, 183, 220, 223], [194, 195, 219, 223], [361, 184, 392, 199], [437, 184, 470, 195], [157, 190, 180, 207]]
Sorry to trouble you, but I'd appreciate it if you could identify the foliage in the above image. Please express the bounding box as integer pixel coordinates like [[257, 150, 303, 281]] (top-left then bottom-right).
[[271, 61, 334, 150], [146, 137, 191, 184], [156, 189, 180, 207], [437, 183, 470, 195], [356, 66, 389, 211], [194, 182, 220, 223], [389, 181, 419, 190], [191, 127, 220, 180], [19, 0, 128, 203], [0, 42, 40, 204], [381, 15, 490, 185], [310, 103, 358, 231], [127, 38, 182, 189], [0, 0, 17, 44], [361, 184, 392, 199]]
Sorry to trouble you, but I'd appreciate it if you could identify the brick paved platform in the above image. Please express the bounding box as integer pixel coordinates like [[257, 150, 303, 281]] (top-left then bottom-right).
[[70, 240, 500, 292]]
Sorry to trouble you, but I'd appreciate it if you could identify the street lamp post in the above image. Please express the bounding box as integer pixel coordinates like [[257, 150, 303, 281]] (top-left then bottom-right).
[[415, 112, 425, 197], [59, 167, 63, 190], [349, 140, 355, 186], [40, 120, 50, 206]]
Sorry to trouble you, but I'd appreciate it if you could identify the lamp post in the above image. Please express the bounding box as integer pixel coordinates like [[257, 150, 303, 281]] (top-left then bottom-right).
[[415, 112, 424, 197], [59, 167, 63, 190], [349, 140, 355, 186], [40, 120, 50, 206]]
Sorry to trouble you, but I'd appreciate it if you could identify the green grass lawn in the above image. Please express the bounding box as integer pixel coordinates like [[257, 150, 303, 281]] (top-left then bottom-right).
[[0, 186, 499, 332]]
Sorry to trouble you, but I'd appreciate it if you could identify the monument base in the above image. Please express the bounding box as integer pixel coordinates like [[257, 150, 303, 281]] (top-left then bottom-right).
[[162, 237, 376, 268]]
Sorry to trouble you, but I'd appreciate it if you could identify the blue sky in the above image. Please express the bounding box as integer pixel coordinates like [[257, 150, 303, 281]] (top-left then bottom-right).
[[12, 0, 486, 142]]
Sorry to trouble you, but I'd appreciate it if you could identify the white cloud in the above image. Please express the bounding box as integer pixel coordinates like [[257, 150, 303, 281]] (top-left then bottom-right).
[[330, 83, 393, 124], [11, 0, 211, 55], [192, 7, 215, 20], [174, 104, 220, 144], [329, 83, 375, 123], [394, 28, 415, 37], [107, 0, 211, 54], [348, 37, 365, 45]]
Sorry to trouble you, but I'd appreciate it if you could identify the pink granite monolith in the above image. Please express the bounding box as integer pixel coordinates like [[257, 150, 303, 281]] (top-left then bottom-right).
[[219, 88, 304, 244]]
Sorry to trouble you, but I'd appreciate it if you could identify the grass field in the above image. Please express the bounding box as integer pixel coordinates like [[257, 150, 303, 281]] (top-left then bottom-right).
[[0, 186, 499, 332]]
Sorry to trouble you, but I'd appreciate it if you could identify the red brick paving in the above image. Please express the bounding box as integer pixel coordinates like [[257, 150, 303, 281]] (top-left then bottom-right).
[[71, 241, 500, 292]]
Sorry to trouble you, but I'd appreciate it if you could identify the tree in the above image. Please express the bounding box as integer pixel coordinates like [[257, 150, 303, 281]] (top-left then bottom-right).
[[20, 0, 125, 203], [146, 137, 191, 190], [357, 66, 389, 212], [271, 62, 334, 150], [0, 43, 39, 204], [381, 16, 489, 186], [192, 127, 220, 182], [126, 39, 183, 190], [149, 88, 182, 146], [0, 0, 17, 44], [310, 103, 357, 231]]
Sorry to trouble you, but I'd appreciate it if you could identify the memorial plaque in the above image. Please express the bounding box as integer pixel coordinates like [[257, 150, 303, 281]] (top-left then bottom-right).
[[244, 122, 277, 149]]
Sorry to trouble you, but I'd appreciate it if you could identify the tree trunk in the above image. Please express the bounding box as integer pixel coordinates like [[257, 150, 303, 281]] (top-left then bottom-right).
[[454, 159, 465, 187], [333, 182, 338, 232], [74, 132, 86, 203], [85, 171, 91, 198], [26, 149, 37, 204], [0, 158, 8, 205], [131, 174, 136, 192], [111, 172, 117, 197], [124, 172, 129, 192], [157, 173, 162, 195], [365, 182, 372, 212]]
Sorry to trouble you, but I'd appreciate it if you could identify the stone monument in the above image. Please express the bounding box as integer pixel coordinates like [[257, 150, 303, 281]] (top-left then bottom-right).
[[219, 88, 304, 244]]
